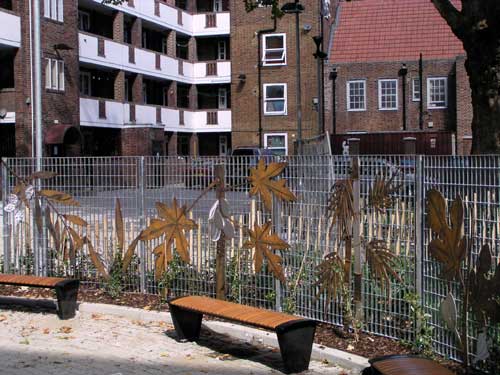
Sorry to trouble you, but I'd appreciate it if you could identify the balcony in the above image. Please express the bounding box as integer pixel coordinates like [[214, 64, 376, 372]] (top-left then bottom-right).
[[0, 9, 20, 48], [80, 97, 231, 132], [91, 0, 230, 37], [79, 32, 230, 84]]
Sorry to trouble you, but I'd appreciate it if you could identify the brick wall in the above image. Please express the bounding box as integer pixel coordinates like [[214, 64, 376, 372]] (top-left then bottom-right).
[[324, 57, 472, 154], [14, 0, 80, 156], [229, 0, 334, 153], [455, 56, 473, 155]]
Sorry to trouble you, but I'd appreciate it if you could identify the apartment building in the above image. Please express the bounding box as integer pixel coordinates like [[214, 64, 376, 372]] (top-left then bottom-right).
[[326, 0, 472, 155], [0, 0, 231, 158], [230, 0, 336, 155]]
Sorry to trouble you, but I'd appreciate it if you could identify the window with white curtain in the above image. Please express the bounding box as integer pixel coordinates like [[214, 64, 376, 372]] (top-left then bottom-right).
[[45, 58, 64, 91], [44, 0, 63, 22], [263, 84, 287, 115]]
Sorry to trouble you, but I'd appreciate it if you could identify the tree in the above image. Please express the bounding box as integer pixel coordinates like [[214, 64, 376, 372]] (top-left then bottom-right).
[[432, 0, 500, 153]]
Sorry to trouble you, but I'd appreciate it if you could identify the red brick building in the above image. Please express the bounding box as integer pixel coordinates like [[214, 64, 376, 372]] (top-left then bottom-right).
[[230, 0, 337, 155], [325, 0, 472, 155], [0, 0, 232, 158]]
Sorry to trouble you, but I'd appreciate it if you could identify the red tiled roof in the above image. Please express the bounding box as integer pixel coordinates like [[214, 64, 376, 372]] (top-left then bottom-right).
[[330, 0, 465, 63]]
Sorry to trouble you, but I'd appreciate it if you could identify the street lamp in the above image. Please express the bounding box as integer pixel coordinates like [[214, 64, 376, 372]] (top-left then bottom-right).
[[313, 35, 327, 135], [281, 1, 305, 154]]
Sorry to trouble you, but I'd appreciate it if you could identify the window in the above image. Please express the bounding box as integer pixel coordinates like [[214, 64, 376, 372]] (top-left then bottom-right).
[[378, 79, 398, 110], [78, 11, 90, 32], [44, 0, 63, 22], [218, 88, 227, 109], [79, 72, 91, 96], [265, 133, 288, 156], [427, 77, 447, 109], [161, 37, 168, 54], [45, 58, 64, 91], [263, 83, 287, 115], [262, 34, 286, 66], [346, 80, 366, 111], [412, 78, 421, 101], [218, 41, 227, 60], [213, 0, 222, 12]]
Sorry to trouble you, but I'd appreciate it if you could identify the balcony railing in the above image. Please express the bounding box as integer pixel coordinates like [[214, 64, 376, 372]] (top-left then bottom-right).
[[79, 33, 231, 84], [91, 0, 230, 37], [0, 9, 20, 48], [80, 97, 231, 132]]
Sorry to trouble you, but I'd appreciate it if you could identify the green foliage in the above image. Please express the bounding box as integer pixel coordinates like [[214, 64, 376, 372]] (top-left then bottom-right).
[[243, 0, 283, 19], [227, 254, 242, 303], [106, 252, 124, 298], [403, 292, 434, 358], [157, 253, 183, 300]]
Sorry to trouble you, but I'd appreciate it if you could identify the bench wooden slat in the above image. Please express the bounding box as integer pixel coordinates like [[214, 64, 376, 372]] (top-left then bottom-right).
[[0, 274, 67, 288], [170, 296, 303, 330], [372, 357, 454, 375]]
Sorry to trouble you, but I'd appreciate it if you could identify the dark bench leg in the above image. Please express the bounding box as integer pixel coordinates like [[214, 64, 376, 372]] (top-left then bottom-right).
[[276, 322, 316, 374], [170, 305, 203, 341], [55, 280, 80, 320]]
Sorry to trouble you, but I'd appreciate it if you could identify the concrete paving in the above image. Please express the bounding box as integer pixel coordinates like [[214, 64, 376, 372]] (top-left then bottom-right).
[[0, 306, 355, 375]]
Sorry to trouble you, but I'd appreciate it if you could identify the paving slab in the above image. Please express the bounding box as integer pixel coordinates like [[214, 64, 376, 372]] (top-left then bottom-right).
[[0, 306, 357, 375]]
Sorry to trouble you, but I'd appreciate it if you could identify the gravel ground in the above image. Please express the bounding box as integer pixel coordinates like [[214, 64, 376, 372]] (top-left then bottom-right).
[[0, 307, 355, 375]]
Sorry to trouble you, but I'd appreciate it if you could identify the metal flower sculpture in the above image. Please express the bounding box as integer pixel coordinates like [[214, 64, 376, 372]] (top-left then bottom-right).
[[248, 159, 297, 211], [314, 252, 344, 311], [208, 198, 235, 241], [243, 221, 289, 282], [368, 172, 401, 213], [140, 199, 197, 278], [366, 240, 402, 298]]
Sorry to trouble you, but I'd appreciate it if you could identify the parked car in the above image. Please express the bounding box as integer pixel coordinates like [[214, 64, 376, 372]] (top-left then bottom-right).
[[185, 158, 215, 189], [228, 147, 275, 190]]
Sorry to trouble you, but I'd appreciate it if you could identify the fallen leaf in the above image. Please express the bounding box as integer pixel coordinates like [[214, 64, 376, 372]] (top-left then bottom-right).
[[0, 315, 7, 322], [346, 344, 355, 351], [58, 326, 73, 334], [42, 328, 50, 334], [143, 305, 152, 311], [19, 339, 30, 345], [160, 352, 170, 358]]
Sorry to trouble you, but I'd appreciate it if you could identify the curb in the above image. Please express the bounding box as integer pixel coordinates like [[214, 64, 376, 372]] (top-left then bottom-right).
[[79, 302, 368, 373]]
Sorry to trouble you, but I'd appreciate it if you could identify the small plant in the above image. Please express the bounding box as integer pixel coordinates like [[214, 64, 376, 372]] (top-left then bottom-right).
[[403, 292, 434, 358], [106, 252, 124, 298]]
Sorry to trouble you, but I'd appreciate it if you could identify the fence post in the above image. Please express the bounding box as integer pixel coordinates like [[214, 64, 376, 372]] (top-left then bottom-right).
[[215, 164, 226, 300], [415, 155, 424, 299], [273, 194, 282, 312], [138, 157, 147, 293], [1, 159, 10, 273], [348, 140, 363, 321]]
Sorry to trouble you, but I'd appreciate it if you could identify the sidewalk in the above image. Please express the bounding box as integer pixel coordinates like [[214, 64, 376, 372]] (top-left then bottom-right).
[[0, 306, 356, 375]]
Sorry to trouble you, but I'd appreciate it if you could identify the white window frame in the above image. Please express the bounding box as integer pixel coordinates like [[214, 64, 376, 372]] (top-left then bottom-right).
[[263, 83, 287, 116], [78, 10, 90, 32], [45, 58, 64, 91], [218, 40, 227, 60], [79, 71, 91, 96], [44, 0, 63, 22], [378, 79, 398, 111], [218, 87, 227, 109], [427, 77, 448, 109], [262, 33, 286, 66], [264, 133, 288, 156], [412, 78, 421, 102], [346, 80, 366, 112], [213, 0, 222, 12]]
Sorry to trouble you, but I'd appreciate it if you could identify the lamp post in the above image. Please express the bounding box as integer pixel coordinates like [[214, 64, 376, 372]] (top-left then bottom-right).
[[313, 35, 327, 135], [281, 1, 304, 154]]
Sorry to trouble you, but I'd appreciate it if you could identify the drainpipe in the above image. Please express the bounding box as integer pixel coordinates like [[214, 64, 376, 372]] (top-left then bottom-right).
[[33, 0, 43, 166], [329, 68, 337, 135], [419, 53, 424, 130], [399, 63, 408, 131], [257, 18, 277, 148], [29, 0, 35, 157]]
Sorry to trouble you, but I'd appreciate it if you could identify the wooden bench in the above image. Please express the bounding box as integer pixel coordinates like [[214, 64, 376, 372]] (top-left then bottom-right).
[[0, 274, 80, 320], [364, 355, 455, 375], [168, 295, 317, 374]]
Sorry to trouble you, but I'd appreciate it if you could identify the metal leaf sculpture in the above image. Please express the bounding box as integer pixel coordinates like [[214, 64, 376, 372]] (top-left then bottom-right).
[[140, 199, 197, 277], [242, 221, 289, 282], [314, 252, 344, 312], [368, 172, 401, 213], [426, 189, 467, 282], [113, 198, 142, 273], [327, 179, 354, 239], [248, 159, 297, 211], [38, 189, 80, 206], [469, 244, 500, 326], [208, 198, 235, 241], [366, 240, 402, 298]]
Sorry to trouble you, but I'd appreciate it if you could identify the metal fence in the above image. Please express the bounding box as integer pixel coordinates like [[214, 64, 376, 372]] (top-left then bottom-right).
[[1, 155, 499, 367]]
